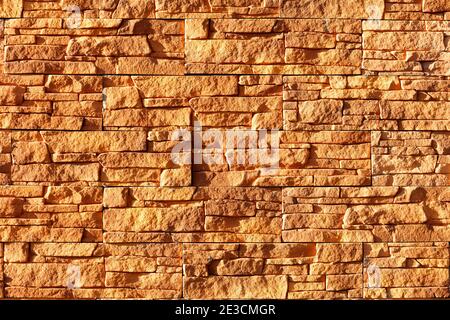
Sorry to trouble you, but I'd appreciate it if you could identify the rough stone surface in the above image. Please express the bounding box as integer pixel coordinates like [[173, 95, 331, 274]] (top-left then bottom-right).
[[0, 0, 23, 18], [0, 0, 449, 301]]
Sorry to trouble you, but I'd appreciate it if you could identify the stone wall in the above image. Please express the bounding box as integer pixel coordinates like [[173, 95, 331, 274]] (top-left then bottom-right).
[[0, 0, 448, 300]]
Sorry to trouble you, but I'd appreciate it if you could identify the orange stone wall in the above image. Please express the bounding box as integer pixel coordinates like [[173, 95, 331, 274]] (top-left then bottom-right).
[[0, 0, 449, 300]]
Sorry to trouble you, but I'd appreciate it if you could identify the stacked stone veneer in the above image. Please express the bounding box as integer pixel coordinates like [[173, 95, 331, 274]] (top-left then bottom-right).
[[0, 0, 448, 300]]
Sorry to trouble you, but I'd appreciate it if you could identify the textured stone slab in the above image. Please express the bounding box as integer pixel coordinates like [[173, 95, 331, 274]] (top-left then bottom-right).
[[0, 0, 23, 18], [0, 0, 449, 302], [282, 0, 384, 19], [364, 243, 449, 299], [186, 19, 362, 75], [183, 243, 363, 299], [3, 19, 184, 75]]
